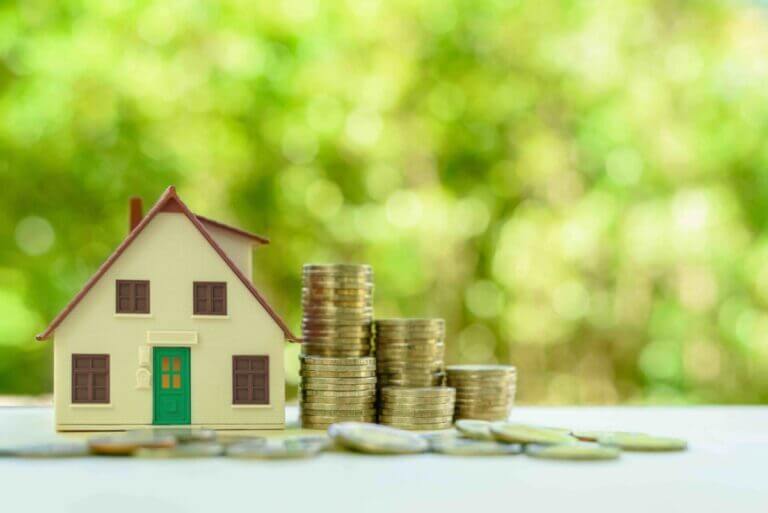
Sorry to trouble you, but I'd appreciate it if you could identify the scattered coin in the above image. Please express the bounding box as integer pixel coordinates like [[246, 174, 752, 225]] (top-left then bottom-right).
[[571, 430, 643, 442], [88, 430, 176, 456], [227, 437, 326, 459], [136, 443, 225, 458], [527, 443, 620, 461], [153, 428, 217, 443], [455, 419, 495, 441], [490, 423, 575, 445], [329, 422, 429, 454], [597, 433, 688, 452], [430, 437, 523, 456], [8, 442, 90, 458]]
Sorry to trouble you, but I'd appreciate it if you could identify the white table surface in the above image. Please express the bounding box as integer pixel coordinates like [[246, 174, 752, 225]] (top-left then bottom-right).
[[1, 405, 766, 513]]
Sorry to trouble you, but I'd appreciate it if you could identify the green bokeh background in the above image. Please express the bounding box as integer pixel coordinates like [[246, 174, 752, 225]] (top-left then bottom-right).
[[2, 0, 768, 404]]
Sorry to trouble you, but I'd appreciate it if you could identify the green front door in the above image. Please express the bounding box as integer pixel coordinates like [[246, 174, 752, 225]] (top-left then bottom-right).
[[153, 347, 191, 425]]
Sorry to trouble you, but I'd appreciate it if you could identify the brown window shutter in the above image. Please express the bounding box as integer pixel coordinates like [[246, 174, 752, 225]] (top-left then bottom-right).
[[116, 280, 150, 313], [71, 354, 110, 404], [194, 282, 226, 315], [232, 355, 269, 404]]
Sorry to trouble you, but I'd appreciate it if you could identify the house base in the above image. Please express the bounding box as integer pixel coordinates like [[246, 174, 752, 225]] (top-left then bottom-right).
[[56, 423, 286, 432]]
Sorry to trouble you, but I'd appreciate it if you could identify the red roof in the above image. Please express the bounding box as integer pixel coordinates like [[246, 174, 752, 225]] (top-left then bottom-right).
[[195, 215, 270, 245], [36, 186, 298, 342]]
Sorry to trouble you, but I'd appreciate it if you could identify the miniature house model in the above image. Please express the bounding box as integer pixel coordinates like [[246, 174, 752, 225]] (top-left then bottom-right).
[[37, 186, 298, 431]]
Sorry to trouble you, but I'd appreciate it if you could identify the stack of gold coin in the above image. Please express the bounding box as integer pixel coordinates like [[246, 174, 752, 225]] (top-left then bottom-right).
[[299, 355, 377, 429], [378, 387, 455, 430], [373, 319, 445, 387], [301, 264, 374, 357], [446, 365, 517, 421]]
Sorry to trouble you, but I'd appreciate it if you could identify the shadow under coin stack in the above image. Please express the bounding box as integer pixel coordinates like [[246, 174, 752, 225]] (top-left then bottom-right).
[[374, 319, 454, 430], [446, 365, 517, 421], [300, 264, 376, 429]]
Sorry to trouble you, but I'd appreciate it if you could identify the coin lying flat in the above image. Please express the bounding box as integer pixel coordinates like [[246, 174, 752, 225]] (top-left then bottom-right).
[[490, 423, 575, 445], [88, 430, 176, 456], [527, 443, 620, 461], [572, 430, 643, 442], [597, 433, 687, 452], [153, 428, 217, 443], [8, 442, 90, 458], [329, 422, 429, 454], [136, 443, 225, 459], [227, 437, 327, 459], [430, 437, 523, 456], [455, 420, 495, 441]]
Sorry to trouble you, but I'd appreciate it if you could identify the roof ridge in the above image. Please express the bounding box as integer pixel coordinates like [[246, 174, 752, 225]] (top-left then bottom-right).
[[195, 214, 270, 244], [36, 186, 298, 342]]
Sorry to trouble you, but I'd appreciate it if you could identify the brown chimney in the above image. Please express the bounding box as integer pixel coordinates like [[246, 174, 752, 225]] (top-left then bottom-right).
[[129, 197, 143, 232]]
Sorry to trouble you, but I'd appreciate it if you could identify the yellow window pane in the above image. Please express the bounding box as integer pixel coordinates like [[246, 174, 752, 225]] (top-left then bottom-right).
[[161, 357, 169, 371], [172, 375, 181, 389], [162, 374, 170, 389], [172, 357, 180, 371]]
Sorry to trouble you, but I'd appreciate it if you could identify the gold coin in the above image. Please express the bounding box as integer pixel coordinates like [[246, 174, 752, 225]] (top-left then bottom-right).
[[300, 414, 377, 423], [380, 386, 454, 396], [301, 391, 376, 400], [454, 409, 509, 422], [374, 339, 445, 346], [300, 401, 376, 410], [302, 350, 372, 358], [455, 420, 495, 441], [526, 443, 621, 461], [301, 376, 377, 385], [597, 433, 687, 452], [301, 383, 377, 392], [88, 431, 176, 456], [375, 317, 443, 325], [301, 370, 376, 378], [379, 414, 453, 423], [379, 407, 455, 417], [301, 364, 376, 373], [379, 395, 455, 405], [328, 422, 429, 454], [300, 355, 375, 366], [430, 437, 522, 456], [379, 421, 454, 431], [490, 423, 574, 445]]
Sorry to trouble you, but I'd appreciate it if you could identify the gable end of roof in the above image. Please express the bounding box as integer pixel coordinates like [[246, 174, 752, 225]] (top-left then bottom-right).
[[36, 186, 299, 342]]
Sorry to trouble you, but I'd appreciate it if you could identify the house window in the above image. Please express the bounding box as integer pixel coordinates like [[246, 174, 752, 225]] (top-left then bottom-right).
[[193, 282, 227, 315], [116, 280, 150, 314], [232, 356, 269, 405], [72, 354, 110, 404]]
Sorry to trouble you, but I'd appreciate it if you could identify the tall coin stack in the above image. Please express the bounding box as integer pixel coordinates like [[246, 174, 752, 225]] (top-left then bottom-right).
[[300, 264, 376, 429], [301, 264, 374, 357], [373, 319, 446, 387], [378, 387, 455, 430], [446, 365, 517, 421], [299, 356, 377, 429]]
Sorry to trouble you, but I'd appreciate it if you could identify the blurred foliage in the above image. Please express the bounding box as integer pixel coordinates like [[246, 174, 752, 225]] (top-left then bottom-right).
[[1, 0, 768, 404]]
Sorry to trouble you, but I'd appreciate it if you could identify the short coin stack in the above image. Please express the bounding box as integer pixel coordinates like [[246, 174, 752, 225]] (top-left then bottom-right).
[[378, 387, 456, 430], [374, 319, 446, 387], [301, 264, 374, 357], [446, 365, 517, 421], [299, 356, 377, 429]]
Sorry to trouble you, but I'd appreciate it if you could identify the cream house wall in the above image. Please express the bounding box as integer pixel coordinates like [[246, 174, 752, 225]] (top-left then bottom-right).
[[52, 212, 286, 430], [200, 221, 254, 279]]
